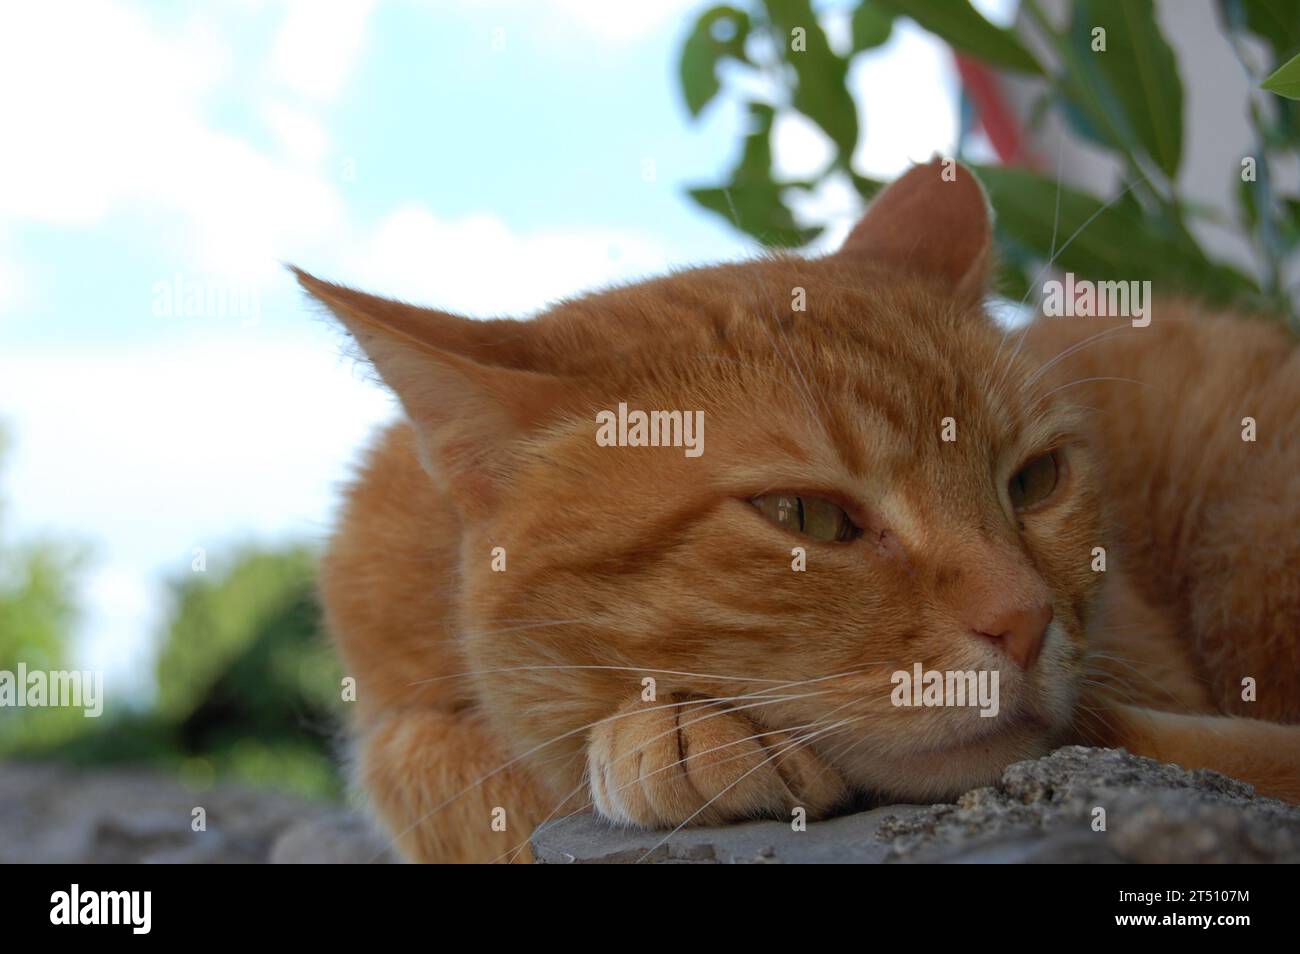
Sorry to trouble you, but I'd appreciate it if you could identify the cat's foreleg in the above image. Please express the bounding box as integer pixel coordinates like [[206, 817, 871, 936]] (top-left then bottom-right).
[[357, 708, 556, 862], [586, 694, 848, 829]]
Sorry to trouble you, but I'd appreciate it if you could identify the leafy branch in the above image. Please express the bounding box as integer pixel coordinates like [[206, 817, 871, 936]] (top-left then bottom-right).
[[678, 0, 1300, 330]]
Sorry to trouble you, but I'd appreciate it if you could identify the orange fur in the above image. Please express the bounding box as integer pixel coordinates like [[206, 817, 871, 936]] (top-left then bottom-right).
[[300, 159, 1299, 863]]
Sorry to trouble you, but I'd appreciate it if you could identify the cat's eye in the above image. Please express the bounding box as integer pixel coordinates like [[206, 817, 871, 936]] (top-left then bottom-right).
[[1008, 451, 1061, 511], [751, 494, 858, 542]]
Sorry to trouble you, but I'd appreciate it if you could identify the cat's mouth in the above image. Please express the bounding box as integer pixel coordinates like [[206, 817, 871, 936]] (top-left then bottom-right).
[[915, 707, 1054, 757], [829, 700, 1063, 803]]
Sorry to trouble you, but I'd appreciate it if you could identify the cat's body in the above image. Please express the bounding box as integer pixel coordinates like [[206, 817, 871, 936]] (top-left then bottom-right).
[[302, 162, 1299, 863], [1025, 309, 1300, 724]]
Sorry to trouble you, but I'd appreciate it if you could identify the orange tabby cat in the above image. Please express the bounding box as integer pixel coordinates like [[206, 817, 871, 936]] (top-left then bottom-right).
[[297, 159, 1299, 864]]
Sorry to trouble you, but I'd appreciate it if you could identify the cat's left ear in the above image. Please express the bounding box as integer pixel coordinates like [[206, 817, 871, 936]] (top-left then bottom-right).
[[292, 268, 570, 511], [834, 157, 992, 303]]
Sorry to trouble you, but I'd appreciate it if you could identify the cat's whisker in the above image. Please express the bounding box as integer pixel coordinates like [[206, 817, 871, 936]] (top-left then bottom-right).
[[518, 689, 835, 781], [1039, 375, 1159, 399], [368, 667, 888, 859], [409, 663, 791, 688], [367, 688, 790, 860], [992, 178, 1140, 396], [505, 705, 863, 863], [994, 132, 1066, 372], [1083, 651, 1199, 709], [410, 665, 889, 868], [491, 697, 868, 864], [1079, 676, 1149, 711], [633, 716, 866, 863], [808, 720, 881, 791], [1020, 323, 1140, 393]]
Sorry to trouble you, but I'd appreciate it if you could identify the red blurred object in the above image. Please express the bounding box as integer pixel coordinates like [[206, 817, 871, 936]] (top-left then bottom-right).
[[955, 54, 1039, 169]]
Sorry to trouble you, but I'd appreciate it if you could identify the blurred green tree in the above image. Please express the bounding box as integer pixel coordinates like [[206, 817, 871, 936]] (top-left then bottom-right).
[[154, 544, 343, 797], [0, 429, 87, 752], [5, 536, 345, 799]]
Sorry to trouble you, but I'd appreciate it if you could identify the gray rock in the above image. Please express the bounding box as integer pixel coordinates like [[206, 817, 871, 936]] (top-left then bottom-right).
[[0, 761, 394, 863], [10, 748, 1298, 863], [531, 747, 1300, 864], [532, 805, 928, 864], [883, 746, 1300, 863], [271, 812, 398, 864]]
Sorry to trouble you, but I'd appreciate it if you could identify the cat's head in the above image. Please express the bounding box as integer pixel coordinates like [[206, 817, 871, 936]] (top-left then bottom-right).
[[299, 159, 1103, 805]]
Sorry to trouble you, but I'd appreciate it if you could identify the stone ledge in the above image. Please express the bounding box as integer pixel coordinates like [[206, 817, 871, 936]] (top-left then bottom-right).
[[0, 762, 396, 863], [531, 747, 1300, 864], [10, 747, 1298, 863]]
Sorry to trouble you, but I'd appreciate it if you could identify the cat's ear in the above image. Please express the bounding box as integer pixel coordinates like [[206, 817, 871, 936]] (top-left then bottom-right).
[[293, 268, 567, 508], [835, 157, 992, 302]]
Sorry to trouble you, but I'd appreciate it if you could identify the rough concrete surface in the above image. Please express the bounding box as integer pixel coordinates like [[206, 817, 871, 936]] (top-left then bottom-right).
[[8, 747, 1299, 863], [532, 747, 1300, 864], [0, 762, 396, 863]]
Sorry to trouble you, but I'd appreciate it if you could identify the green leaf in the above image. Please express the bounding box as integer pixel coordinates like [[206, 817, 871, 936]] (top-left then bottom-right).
[[1218, 0, 1300, 65], [762, 0, 859, 157], [1238, 172, 1260, 232], [851, 2, 894, 53], [679, 5, 751, 117], [688, 183, 822, 248], [688, 101, 823, 248], [1263, 51, 1300, 99], [1219, 2, 1300, 137], [849, 171, 883, 200], [1277, 197, 1300, 250], [976, 166, 1257, 305], [873, 0, 1042, 74], [736, 101, 777, 181], [1067, 0, 1184, 178]]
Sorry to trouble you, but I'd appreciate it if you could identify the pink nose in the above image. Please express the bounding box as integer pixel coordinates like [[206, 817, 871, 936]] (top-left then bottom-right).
[[971, 603, 1053, 670]]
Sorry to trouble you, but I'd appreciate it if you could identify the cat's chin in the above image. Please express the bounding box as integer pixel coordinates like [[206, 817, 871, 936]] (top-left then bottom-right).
[[835, 712, 1063, 804]]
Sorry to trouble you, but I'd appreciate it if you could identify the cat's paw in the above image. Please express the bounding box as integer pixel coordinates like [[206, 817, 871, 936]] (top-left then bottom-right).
[[586, 695, 846, 829]]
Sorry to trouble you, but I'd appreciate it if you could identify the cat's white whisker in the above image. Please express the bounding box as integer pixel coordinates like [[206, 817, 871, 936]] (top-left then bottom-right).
[[1039, 375, 1160, 399], [408, 663, 790, 688], [633, 716, 865, 863], [496, 699, 864, 863], [1020, 323, 1138, 393], [366, 670, 882, 860], [992, 178, 1140, 395]]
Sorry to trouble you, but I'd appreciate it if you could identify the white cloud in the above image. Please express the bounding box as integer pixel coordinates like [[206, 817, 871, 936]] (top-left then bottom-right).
[[0, 333, 396, 688], [260, 101, 332, 166], [0, 247, 26, 317], [0, 1, 227, 227], [1, 197, 686, 691], [544, 0, 701, 41], [0, 199, 677, 698], [449, 0, 701, 43], [270, 0, 377, 100], [0, 0, 362, 289], [850, 20, 959, 179], [0, 0, 695, 693], [343, 205, 672, 316], [772, 111, 836, 182]]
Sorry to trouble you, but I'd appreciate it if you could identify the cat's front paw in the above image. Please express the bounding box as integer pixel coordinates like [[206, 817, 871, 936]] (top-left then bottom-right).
[[586, 695, 846, 829]]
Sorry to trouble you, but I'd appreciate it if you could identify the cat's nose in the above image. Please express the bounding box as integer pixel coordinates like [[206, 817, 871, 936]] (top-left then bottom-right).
[[970, 603, 1053, 670]]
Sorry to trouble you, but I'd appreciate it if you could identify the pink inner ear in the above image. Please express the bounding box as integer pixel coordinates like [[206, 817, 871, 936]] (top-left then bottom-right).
[[835, 158, 992, 299]]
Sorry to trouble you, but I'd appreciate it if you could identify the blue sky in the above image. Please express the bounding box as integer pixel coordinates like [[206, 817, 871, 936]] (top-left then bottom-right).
[[0, 0, 972, 698]]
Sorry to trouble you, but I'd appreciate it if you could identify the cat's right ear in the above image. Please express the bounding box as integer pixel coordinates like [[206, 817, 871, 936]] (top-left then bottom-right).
[[834, 157, 992, 303], [293, 268, 568, 509]]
